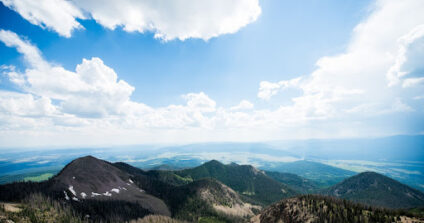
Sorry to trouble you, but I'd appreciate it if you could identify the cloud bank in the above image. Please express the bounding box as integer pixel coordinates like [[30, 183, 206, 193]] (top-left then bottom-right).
[[257, 0, 424, 120], [1, 0, 261, 40]]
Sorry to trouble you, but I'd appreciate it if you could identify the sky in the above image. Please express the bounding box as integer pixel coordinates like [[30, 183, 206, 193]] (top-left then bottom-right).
[[0, 0, 423, 148]]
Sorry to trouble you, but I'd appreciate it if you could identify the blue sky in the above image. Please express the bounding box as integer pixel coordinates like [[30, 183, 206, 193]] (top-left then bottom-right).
[[0, 0, 369, 107], [0, 0, 423, 147]]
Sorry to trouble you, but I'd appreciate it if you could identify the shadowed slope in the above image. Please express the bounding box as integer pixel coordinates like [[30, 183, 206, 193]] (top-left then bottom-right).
[[52, 156, 170, 216]]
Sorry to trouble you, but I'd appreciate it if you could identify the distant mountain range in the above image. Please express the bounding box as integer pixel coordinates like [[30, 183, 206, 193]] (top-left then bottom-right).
[[0, 156, 424, 222], [1, 135, 423, 193]]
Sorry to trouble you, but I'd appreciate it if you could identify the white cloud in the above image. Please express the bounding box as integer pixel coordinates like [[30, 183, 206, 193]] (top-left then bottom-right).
[[257, 77, 301, 100], [0, 0, 84, 37], [391, 97, 414, 113], [134, 92, 217, 129], [0, 29, 136, 118], [0, 91, 56, 117], [1, 0, 261, 41], [0, 29, 46, 67], [413, 95, 424, 100], [258, 0, 424, 119], [183, 92, 216, 113], [0, 30, 221, 131], [230, 100, 254, 111], [402, 77, 424, 88], [387, 24, 424, 87]]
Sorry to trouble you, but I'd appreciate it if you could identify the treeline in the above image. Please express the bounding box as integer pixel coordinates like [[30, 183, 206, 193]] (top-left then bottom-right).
[[113, 163, 246, 222], [1, 193, 152, 223], [0, 179, 152, 223], [0, 180, 55, 201], [71, 199, 151, 222], [129, 215, 187, 223], [0, 164, 246, 222], [168, 160, 297, 205], [1, 193, 85, 223], [300, 195, 399, 222], [261, 194, 424, 223]]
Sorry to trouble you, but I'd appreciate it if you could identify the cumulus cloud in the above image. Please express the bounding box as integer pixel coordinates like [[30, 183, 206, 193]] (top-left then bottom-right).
[[0, 0, 84, 37], [0, 29, 221, 130], [0, 29, 46, 67], [258, 0, 424, 120], [230, 100, 254, 111], [1, 0, 261, 40], [183, 92, 216, 113], [0, 29, 135, 118], [257, 78, 302, 100], [0, 91, 56, 117], [387, 24, 424, 87]]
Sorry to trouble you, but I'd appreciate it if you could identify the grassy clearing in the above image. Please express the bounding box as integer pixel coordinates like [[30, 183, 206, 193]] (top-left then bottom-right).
[[23, 173, 54, 182]]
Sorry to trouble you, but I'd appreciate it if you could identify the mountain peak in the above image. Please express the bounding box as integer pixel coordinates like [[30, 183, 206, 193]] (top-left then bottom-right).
[[324, 171, 424, 208], [58, 155, 118, 177], [341, 171, 404, 188], [176, 159, 298, 205], [51, 156, 171, 215], [356, 171, 382, 177], [204, 159, 224, 166], [202, 160, 226, 169], [77, 155, 98, 161]]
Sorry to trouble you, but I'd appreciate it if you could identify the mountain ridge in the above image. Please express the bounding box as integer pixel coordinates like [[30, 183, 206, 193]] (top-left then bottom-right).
[[173, 159, 299, 205], [1, 156, 424, 222], [52, 155, 171, 216], [322, 171, 424, 209], [255, 195, 424, 223]]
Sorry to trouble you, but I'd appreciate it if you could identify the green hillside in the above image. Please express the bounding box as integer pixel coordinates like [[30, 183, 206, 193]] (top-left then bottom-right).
[[322, 172, 424, 209], [265, 171, 319, 193], [174, 160, 298, 205]]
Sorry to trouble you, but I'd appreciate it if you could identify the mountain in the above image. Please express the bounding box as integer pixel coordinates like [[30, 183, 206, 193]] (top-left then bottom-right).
[[254, 195, 424, 223], [113, 161, 262, 222], [322, 172, 424, 209], [265, 171, 319, 193], [171, 178, 261, 221], [51, 156, 171, 216], [262, 160, 356, 187], [172, 160, 298, 205], [0, 157, 169, 222], [2, 156, 424, 222], [53, 157, 262, 221], [1, 156, 264, 222]]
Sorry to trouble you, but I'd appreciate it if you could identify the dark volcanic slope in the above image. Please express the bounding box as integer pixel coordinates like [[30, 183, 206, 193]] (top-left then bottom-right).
[[323, 171, 424, 209], [174, 160, 298, 205], [52, 156, 170, 216]]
